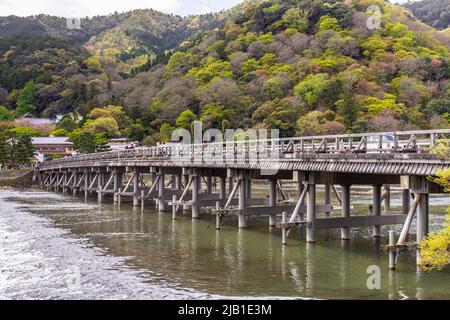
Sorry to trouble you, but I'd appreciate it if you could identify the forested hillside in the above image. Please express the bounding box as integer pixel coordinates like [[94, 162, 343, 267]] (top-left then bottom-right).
[[404, 0, 450, 30], [1, 0, 450, 152]]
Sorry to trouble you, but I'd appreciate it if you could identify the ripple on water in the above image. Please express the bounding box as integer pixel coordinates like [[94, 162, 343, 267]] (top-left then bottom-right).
[[0, 189, 213, 300]]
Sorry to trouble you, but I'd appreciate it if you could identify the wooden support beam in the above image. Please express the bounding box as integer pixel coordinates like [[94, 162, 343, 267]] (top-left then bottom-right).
[[289, 184, 309, 223], [397, 193, 421, 245], [314, 214, 408, 229], [76, 173, 86, 188], [122, 173, 134, 193], [332, 185, 342, 205], [88, 173, 98, 190], [102, 174, 114, 192], [66, 172, 75, 187]]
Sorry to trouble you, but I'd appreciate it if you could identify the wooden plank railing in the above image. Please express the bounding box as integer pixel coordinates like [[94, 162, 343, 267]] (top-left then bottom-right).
[[40, 129, 450, 168]]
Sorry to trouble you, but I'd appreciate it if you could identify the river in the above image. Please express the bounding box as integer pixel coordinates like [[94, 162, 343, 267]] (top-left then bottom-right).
[[0, 187, 449, 299]]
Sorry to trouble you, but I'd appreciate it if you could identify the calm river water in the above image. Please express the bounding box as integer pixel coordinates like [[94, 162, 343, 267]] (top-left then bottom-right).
[[0, 186, 449, 299]]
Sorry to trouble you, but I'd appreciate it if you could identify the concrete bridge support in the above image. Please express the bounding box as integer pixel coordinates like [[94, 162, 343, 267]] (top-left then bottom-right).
[[306, 174, 316, 243], [238, 175, 248, 228], [158, 172, 165, 212], [133, 170, 139, 207], [341, 184, 351, 240], [72, 172, 78, 196], [324, 184, 331, 218], [417, 194, 429, 242], [372, 185, 382, 237], [113, 171, 122, 203], [192, 169, 200, 219], [402, 189, 410, 215], [268, 179, 277, 227], [84, 171, 89, 199]]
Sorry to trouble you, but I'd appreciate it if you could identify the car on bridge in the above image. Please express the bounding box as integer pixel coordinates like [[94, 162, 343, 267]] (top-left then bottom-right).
[[366, 135, 396, 151]]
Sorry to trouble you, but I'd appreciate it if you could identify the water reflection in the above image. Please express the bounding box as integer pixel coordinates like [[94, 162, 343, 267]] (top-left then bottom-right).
[[1, 188, 450, 299]]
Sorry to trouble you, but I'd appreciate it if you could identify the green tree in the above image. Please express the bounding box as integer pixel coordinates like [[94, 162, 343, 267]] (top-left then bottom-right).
[[418, 140, 450, 271], [0, 106, 13, 121], [17, 81, 36, 116], [425, 99, 450, 115], [0, 132, 11, 166], [49, 128, 69, 137], [9, 126, 42, 137], [83, 117, 120, 138], [9, 133, 34, 166], [94, 133, 111, 153], [294, 73, 330, 106], [84, 56, 103, 73], [317, 16, 340, 32], [296, 111, 326, 136], [57, 117, 77, 132], [200, 104, 230, 129], [69, 129, 96, 154], [262, 78, 285, 100], [282, 7, 309, 32], [175, 110, 197, 129]]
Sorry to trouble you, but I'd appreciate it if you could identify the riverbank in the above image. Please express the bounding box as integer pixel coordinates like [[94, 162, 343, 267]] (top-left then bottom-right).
[[0, 169, 34, 188]]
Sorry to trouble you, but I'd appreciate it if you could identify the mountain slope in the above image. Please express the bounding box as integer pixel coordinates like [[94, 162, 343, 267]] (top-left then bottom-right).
[[114, 0, 449, 138], [404, 0, 450, 30], [0, 0, 449, 142]]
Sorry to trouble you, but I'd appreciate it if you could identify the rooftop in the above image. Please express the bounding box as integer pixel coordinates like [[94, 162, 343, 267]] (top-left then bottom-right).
[[32, 137, 74, 146]]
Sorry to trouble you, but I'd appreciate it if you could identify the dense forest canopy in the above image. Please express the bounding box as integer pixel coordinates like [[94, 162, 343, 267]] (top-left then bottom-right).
[[0, 0, 449, 150]]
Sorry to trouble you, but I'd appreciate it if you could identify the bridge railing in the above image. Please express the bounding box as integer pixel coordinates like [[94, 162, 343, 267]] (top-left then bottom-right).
[[41, 129, 450, 168]]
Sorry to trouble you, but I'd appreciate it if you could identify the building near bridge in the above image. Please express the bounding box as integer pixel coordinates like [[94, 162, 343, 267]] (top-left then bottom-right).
[[32, 137, 74, 160]]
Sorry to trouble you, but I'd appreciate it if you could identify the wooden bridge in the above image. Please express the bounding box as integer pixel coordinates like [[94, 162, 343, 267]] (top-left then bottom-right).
[[37, 129, 450, 268]]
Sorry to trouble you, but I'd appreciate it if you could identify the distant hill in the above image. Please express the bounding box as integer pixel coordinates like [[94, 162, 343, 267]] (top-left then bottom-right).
[[404, 0, 450, 29], [0, 0, 449, 141]]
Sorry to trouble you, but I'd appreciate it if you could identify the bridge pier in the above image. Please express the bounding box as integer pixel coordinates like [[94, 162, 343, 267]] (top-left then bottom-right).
[[372, 185, 382, 237], [84, 171, 89, 199], [268, 179, 277, 227], [384, 184, 391, 214], [324, 184, 331, 217], [306, 174, 316, 243], [62, 171, 68, 194], [417, 194, 429, 243], [158, 171, 166, 212], [402, 189, 410, 215], [133, 170, 139, 207], [238, 174, 248, 228], [192, 169, 200, 219], [341, 184, 351, 240], [113, 171, 123, 203]]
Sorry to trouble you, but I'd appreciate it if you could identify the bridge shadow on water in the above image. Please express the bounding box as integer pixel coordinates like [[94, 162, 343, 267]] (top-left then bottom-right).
[[6, 188, 449, 300]]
